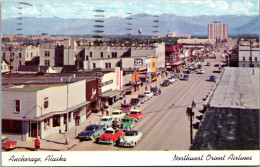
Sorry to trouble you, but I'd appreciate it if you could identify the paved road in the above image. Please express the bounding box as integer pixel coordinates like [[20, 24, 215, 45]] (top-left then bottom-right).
[[70, 57, 222, 151]]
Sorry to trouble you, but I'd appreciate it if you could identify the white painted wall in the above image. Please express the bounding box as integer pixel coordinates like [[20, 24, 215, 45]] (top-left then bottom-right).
[[101, 72, 116, 93], [2, 80, 86, 119]]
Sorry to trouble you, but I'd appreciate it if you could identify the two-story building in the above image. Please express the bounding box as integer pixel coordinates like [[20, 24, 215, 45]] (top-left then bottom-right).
[[2, 77, 99, 141]]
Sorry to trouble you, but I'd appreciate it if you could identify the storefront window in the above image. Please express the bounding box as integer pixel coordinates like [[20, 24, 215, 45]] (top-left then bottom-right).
[[2, 120, 22, 133]]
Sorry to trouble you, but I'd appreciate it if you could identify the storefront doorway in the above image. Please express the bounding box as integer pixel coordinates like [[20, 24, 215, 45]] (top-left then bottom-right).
[[29, 121, 40, 138]]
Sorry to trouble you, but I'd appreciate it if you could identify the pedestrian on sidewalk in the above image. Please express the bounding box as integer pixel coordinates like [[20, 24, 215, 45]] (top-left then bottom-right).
[[101, 102, 104, 117], [35, 137, 40, 151], [101, 109, 104, 117], [124, 98, 127, 104], [106, 109, 109, 116]]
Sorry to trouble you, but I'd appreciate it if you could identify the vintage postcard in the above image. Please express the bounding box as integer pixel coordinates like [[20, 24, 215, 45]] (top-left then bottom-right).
[[1, 0, 259, 166]]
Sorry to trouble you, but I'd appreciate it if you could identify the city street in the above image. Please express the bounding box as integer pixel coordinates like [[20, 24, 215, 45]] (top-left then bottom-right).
[[70, 56, 222, 151]]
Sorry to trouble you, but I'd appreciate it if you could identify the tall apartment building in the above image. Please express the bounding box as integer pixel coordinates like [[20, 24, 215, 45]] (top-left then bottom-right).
[[208, 21, 228, 41]]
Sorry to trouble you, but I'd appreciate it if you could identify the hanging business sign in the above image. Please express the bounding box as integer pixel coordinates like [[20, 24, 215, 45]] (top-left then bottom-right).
[[115, 67, 121, 90], [134, 58, 143, 66]]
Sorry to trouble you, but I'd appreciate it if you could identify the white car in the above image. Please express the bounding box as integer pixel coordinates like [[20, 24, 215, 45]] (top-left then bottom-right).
[[144, 91, 153, 99], [196, 69, 205, 74], [119, 130, 143, 147], [168, 77, 176, 83], [111, 109, 125, 121]]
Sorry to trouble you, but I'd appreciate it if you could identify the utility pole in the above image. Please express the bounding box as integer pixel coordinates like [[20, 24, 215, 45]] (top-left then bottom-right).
[[9, 45, 12, 74], [249, 39, 253, 67]]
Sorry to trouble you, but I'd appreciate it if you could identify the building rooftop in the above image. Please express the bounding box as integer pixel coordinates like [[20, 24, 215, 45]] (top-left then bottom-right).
[[191, 67, 259, 150], [2, 87, 48, 92], [208, 67, 259, 109], [1, 73, 97, 86]]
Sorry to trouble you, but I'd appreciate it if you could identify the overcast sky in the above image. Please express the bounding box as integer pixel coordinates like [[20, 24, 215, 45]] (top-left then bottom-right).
[[1, 0, 259, 20]]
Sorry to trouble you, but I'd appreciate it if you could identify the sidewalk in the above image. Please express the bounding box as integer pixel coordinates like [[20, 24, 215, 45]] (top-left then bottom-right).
[[16, 74, 169, 151], [16, 113, 101, 151]]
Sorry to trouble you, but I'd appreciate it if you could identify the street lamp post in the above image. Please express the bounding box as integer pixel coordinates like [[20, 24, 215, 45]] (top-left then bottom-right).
[[186, 100, 196, 144], [65, 74, 76, 145]]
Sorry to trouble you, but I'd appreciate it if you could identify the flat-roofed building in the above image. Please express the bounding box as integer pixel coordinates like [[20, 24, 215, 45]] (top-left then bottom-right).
[[2, 79, 89, 141], [238, 45, 260, 67], [191, 67, 259, 150]]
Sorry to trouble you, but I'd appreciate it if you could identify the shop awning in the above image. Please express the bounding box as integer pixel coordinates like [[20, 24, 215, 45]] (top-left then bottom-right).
[[101, 90, 122, 98]]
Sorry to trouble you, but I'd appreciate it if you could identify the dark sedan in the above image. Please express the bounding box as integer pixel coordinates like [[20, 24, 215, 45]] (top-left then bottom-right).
[[77, 124, 103, 141], [161, 80, 171, 86]]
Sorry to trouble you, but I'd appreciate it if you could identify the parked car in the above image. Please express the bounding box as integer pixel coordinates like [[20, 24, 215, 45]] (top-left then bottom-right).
[[196, 69, 205, 74], [214, 63, 220, 67], [127, 109, 144, 121], [168, 77, 176, 83], [180, 74, 189, 81], [98, 128, 123, 144], [138, 94, 147, 104], [144, 91, 153, 99], [2, 136, 17, 151], [150, 87, 161, 95], [77, 124, 103, 141], [98, 116, 113, 128], [183, 68, 191, 74], [208, 75, 216, 82], [119, 130, 143, 147], [173, 73, 181, 79], [160, 80, 171, 87], [120, 117, 136, 130], [111, 109, 126, 121], [120, 103, 131, 114], [130, 98, 141, 107]]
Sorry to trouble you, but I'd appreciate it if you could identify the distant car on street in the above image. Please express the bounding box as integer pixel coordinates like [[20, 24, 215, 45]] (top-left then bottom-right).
[[138, 94, 147, 104], [208, 75, 216, 82], [196, 69, 205, 74], [119, 130, 143, 147], [98, 116, 113, 128], [2, 136, 17, 151], [98, 128, 123, 144], [77, 124, 103, 141], [161, 80, 171, 86], [180, 74, 189, 81], [144, 91, 153, 99], [150, 87, 161, 95], [214, 63, 220, 67], [206, 62, 210, 66], [173, 73, 181, 79], [127, 109, 144, 121], [168, 77, 176, 83]]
